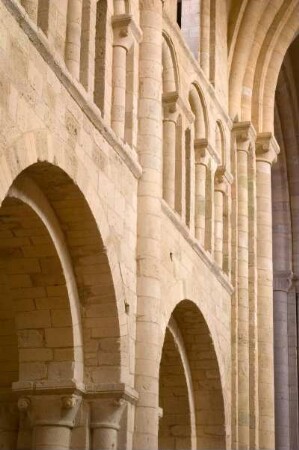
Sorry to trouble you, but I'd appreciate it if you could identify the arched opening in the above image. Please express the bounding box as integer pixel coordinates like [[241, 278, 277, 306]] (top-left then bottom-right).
[[159, 300, 226, 450], [159, 328, 192, 450], [272, 34, 299, 450], [0, 162, 123, 448]]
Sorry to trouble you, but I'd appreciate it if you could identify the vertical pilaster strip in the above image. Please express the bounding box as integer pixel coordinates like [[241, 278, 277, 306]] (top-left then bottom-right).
[[111, 16, 141, 140], [65, 0, 83, 80], [134, 1, 163, 449], [214, 167, 227, 269], [273, 271, 293, 450], [162, 97, 177, 209], [80, 0, 97, 94], [256, 132, 279, 450], [200, 0, 210, 78], [194, 139, 209, 247]]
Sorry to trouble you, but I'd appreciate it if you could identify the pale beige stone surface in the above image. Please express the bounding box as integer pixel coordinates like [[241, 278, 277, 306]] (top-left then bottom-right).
[[0, 0, 298, 449]]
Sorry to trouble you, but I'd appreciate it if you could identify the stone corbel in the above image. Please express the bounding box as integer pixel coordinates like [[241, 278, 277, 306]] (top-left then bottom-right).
[[256, 132, 280, 165], [112, 14, 142, 51], [273, 270, 293, 293], [214, 166, 228, 195], [162, 91, 179, 121], [232, 121, 257, 153], [194, 138, 220, 166]]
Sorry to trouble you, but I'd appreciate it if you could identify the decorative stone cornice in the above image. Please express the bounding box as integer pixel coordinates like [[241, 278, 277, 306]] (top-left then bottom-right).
[[256, 132, 280, 165], [112, 14, 142, 50], [232, 121, 257, 153], [194, 138, 221, 165], [273, 270, 293, 292]]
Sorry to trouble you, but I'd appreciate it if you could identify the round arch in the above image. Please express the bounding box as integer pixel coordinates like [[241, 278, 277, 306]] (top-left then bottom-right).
[[188, 83, 209, 140], [0, 129, 128, 386], [228, 0, 299, 131], [162, 31, 180, 94], [159, 299, 227, 450]]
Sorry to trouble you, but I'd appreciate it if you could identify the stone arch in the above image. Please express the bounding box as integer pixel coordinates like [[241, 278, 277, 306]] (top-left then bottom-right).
[[252, 17, 299, 132], [162, 32, 180, 94], [0, 130, 128, 386], [159, 299, 226, 450], [215, 120, 226, 165], [188, 83, 209, 139], [228, 0, 299, 130]]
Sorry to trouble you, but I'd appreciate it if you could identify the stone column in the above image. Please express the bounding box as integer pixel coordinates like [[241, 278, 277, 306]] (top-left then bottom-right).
[[256, 132, 279, 450], [111, 16, 141, 140], [214, 167, 227, 269], [200, 0, 210, 77], [273, 271, 293, 450], [90, 399, 127, 450], [162, 93, 178, 209], [65, 0, 83, 79], [17, 394, 81, 450], [233, 122, 256, 449], [21, 0, 38, 22], [194, 139, 209, 246], [134, 1, 163, 449]]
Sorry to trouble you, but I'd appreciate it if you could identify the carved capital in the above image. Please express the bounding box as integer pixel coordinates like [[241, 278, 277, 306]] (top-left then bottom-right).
[[112, 14, 142, 51], [17, 394, 82, 428], [273, 271, 293, 292], [232, 121, 257, 153], [256, 132, 280, 165], [90, 398, 127, 430]]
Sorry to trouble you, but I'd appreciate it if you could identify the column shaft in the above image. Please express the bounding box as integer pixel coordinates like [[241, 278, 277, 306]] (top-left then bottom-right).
[[163, 118, 176, 208], [200, 0, 210, 77], [111, 45, 127, 139], [65, 0, 83, 79], [214, 189, 224, 268], [134, 1, 163, 449], [274, 288, 290, 450], [256, 159, 275, 449], [92, 427, 118, 450], [195, 163, 206, 244], [237, 147, 250, 448], [33, 425, 71, 450]]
